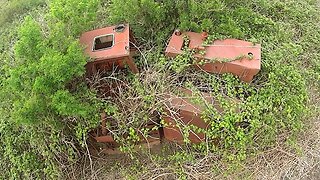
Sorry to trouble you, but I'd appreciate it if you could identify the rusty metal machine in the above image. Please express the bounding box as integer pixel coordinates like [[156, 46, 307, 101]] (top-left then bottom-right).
[[165, 30, 261, 82], [84, 27, 261, 153]]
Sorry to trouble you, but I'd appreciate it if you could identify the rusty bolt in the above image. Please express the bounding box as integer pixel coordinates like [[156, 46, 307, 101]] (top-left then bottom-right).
[[175, 29, 182, 36], [201, 31, 208, 40]]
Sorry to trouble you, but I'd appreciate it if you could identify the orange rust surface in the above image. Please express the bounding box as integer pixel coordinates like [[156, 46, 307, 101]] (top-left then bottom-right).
[[94, 135, 115, 143], [165, 31, 261, 82], [162, 88, 240, 144], [80, 24, 138, 75], [101, 112, 107, 136], [162, 88, 223, 144]]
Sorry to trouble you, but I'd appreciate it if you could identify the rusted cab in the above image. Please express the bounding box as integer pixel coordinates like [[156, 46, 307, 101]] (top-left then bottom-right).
[[165, 31, 261, 82], [80, 24, 139, 75]]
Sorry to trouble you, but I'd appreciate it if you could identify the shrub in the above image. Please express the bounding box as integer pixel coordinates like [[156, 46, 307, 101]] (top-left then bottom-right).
[[0, 0, 102, 178]]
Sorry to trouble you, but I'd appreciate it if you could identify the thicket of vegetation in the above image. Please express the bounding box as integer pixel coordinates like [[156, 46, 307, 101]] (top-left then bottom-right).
[[0, 0, 319, 179]]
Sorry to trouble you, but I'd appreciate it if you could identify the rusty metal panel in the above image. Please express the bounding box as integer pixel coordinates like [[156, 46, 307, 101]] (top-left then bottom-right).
[[94, 135, 115, 143], [80, 24, 130, 60], [162, 88, 216, 144], [80, 24, 139, 75], [165, 30, 261, 82], [162, 88, 240, 144]]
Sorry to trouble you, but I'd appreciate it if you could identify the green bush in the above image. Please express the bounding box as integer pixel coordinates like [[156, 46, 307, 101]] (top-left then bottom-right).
[[0, 0, 102, 178]]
